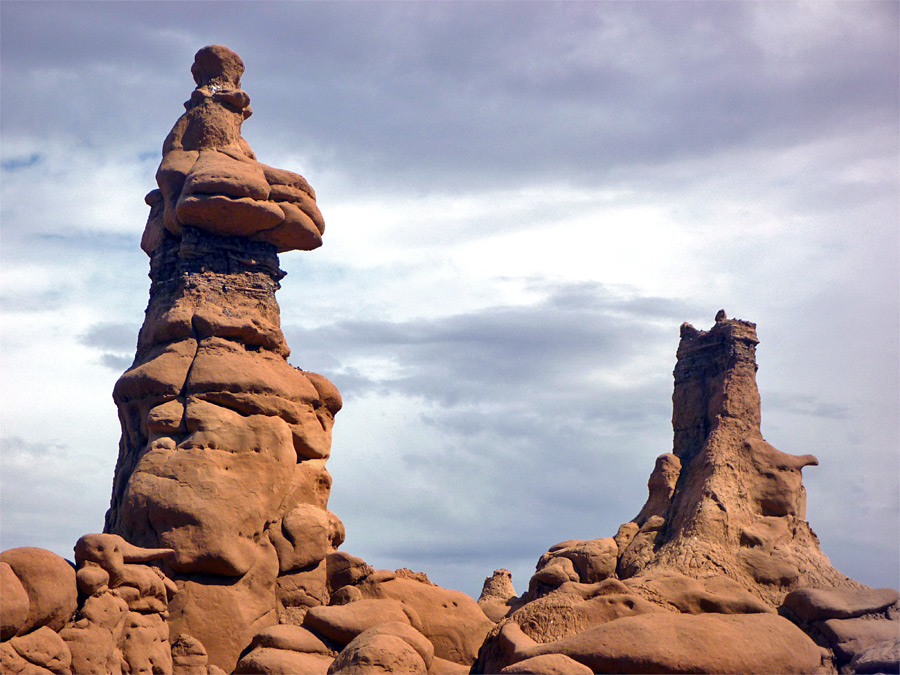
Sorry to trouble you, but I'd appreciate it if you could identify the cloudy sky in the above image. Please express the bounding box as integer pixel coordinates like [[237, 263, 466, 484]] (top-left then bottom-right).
[[1, 1, 897, 598]]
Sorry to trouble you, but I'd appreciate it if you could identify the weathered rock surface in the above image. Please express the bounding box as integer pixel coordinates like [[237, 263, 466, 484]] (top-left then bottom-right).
[[849, 637, 900, 674], [783, 586, 900, 622], [103, 45, 343, 671], [614, 317, 861, 605], [782, 585, 900, 672], [476, 314, 895, 674], [482, 611, 824, 674], [355, 573, 495, 666], [478, 569, 520, 622], [302, 599, 421, 646], [0, 548, 77, 636]]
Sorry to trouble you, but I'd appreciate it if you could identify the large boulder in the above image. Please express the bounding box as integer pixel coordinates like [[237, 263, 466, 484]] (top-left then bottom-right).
[[0, 548, 77, 636], [487, 612, 824, 674], [358, 574, 494, 666], [303, 599, 421, 646]]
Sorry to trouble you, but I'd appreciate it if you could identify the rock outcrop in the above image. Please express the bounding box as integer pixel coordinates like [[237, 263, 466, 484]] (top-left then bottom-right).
[[614, 316, 859, 603], [2, 47, 897, 675], [0, 536, 189, 675], [474, 314, 898, 675]]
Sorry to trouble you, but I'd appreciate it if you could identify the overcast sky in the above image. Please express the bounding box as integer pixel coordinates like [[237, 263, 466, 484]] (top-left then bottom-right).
[[1, 1, 897, 598]]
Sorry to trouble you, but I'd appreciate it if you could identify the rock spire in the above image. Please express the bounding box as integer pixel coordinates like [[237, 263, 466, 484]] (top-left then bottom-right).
[[104, 45, 343, 670], [616, 315, 862, 602]]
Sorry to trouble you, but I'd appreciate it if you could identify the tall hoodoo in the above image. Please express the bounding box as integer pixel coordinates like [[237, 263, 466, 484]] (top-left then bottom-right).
[[104, 45, 343, 670], [615, 316, 861, 603]]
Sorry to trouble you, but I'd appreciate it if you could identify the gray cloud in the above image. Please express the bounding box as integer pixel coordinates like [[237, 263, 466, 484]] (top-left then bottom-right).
[[3, 2, 895, 194], [284, 284, 694, 593]]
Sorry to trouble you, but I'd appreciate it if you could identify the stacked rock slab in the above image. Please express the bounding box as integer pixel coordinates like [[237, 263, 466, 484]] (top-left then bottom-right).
[[103, 45, 344, 671]]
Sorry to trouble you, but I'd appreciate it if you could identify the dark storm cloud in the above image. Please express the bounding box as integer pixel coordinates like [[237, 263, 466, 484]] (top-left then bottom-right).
[[2, 2, 895, 193]]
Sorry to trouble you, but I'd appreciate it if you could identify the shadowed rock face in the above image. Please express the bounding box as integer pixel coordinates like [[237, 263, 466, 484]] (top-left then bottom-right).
[[103, 45, 342, 671]]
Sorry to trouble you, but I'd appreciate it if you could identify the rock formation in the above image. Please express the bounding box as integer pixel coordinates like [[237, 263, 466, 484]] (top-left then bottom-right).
[[1, 47, 897, 675], [617, 316, 860, 602], [99, 45, 343, 670], [474, 315, 899, 674]]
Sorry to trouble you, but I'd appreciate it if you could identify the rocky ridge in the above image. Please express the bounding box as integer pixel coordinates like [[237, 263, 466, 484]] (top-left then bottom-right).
[[1, 46, 896, 675]]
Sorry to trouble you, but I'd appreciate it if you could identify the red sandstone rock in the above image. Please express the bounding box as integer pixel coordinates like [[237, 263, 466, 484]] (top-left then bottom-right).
[[508, 585, 660, 644], [357, 575, 494, 666], [235, 648, 334, 675], [326, 622, 436, 675], [499, 653, 593, 675], [1, 562, 30, 641], [0, 548, 77, 636], [5, 626, 72, 674], [849, 637, 900, 674], [105, 50, 345, 663], [489, 612, 824, 674], [477, 569, 520, 622], [783, 586, 900, 622], [234, 624, 336, 675], [622, 570, 773, 615], [248, 624, 333, 654], [819, 616, 900, 663], [147, 45, 325, 255], [614, 317, 864, 606], [303, 599, 420, 646], [171, 633, 209, 675], [328, 633, 426, 674]]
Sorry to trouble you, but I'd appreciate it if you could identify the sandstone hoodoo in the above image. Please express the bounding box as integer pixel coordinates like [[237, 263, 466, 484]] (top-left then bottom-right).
[[1, 47, 896, 675], [474, 316, 899, 674]]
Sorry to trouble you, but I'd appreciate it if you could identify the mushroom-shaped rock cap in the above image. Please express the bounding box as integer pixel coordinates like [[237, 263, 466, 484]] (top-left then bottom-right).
[[192, 45, 244, 88]]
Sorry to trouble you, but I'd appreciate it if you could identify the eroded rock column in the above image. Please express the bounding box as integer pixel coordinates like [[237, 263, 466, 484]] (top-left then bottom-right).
[[615, 313, 862, 604], [104, 45, 343, 671]]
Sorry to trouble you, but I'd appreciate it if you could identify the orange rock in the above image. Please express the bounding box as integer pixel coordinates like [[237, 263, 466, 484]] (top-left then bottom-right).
[[499, 653, 592, 675], [622, 570, 773, 615], [302, 599, 420, 646], [327, 632, 426, 675], [359, 576, 494, 666], [0, 548, 76, 636], [497, 612, 823, 675], [235, 648, 333, 675], [1, 562, 30, 641], [6, 626, 72, 674], [783, 586, 900, 622]]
